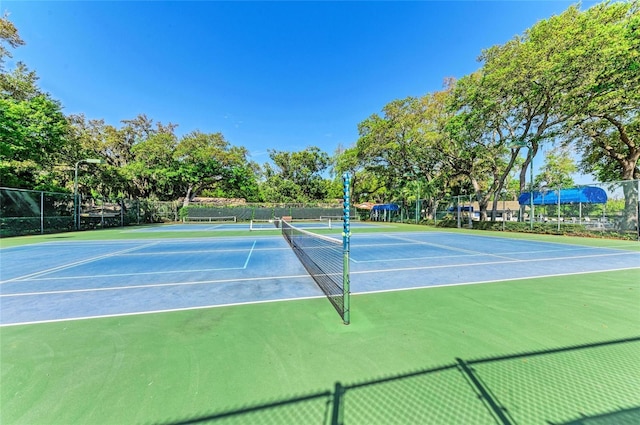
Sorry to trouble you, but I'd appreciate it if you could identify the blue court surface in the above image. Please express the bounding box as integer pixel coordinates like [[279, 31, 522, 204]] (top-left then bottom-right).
[[1, 232, 639, 326]]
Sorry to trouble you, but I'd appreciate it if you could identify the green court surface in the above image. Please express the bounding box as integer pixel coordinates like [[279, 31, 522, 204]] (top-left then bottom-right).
[[1, 225, 639, 424]]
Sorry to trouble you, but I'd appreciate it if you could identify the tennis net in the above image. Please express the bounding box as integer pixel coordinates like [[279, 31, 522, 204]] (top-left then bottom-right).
[[281, 219, 348, 322], [249, 219, 280, 231], [182, 216, 237, 223]]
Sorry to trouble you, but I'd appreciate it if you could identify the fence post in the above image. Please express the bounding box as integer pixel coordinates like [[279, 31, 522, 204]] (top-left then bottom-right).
[[457, 196, 461, 228], [40, 191, 44, 234], [78, 194, 82, 230], [502, 194, 506, 232], [468, 194, 473, 228], [557, 188, 561, 232]]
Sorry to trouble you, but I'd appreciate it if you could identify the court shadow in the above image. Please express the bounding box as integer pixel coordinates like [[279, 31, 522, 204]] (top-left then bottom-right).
[[160, 391, 333, 425], [157, 336, 640, 425], [552, 406, 640, 424]]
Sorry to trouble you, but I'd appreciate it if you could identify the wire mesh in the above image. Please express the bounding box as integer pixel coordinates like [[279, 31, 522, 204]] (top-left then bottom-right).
[[281, 219, 346, 321]]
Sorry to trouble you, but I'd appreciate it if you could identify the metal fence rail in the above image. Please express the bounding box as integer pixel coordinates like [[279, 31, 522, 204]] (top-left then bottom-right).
[[431, 180, 639, 237], [0, 187, 176, 237], [1, 187, 352, 237]]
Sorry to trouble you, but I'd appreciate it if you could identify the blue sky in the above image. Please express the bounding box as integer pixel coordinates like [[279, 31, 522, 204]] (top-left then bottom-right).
[[4, 1, 596, 164]]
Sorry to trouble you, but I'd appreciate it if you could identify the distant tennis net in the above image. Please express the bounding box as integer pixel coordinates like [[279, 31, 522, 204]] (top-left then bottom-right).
[[182, 216, 237, 223], [281, 219, 349, 323]]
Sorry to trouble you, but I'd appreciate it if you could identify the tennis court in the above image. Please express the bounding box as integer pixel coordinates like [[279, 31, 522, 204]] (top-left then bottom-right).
[[1, 224, 639, 424], [1, 230, 638, 326]]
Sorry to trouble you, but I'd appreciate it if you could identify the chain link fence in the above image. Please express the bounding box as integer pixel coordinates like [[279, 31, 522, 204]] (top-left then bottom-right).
[[0, 187, 177, 237], [181, 203, 350, 221], [430, 180, 639, 238], [1, 187, 352, 237]]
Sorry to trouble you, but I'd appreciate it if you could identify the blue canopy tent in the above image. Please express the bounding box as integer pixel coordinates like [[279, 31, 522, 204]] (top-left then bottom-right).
[[518, 187, 607, 206], [518, 186, 608, 225], [371, 204, 400, 211], [370, 204, 399, 222]]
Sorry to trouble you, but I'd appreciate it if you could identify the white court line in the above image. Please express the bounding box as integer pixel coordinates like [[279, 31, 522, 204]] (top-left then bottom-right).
[[15, 267, 250, 281], [359, 230, 637, 248], [8, 240, 260, 282], [3, 265, 638, 328], [6, 250, 638, 296], [5, 234, 277, 247], [0, 294, 327, 327], [351, 241, 427, 248], [118, 245, 286, 256], [354, 266, 640, 296], [0, 273, 312, 297], [243, 241, 256, 268], [350, 244, 630, 264], [202, 224, 224, 231], [384, 234, 518, 261], [353, 238, 626, 254], [350, 251, 640, 275], [406, 231, 640, 252], [351, 252, 490, 264], [0, 242, 160, 283]]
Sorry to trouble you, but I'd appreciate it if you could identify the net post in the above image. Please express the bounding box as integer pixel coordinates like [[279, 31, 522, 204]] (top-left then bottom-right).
[[342, 172, 351, 325]]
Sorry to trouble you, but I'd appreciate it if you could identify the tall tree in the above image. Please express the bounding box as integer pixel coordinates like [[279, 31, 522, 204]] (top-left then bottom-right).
[[261, 147, 332, 203], [174, 131, 254, 206], [126, 132, 179, 199], [356, 95, 443, 206], [533, 146, 577, 190], [0, 17, 69, 191], [559, 1, 640, 182], [551, 1, 640, 230]]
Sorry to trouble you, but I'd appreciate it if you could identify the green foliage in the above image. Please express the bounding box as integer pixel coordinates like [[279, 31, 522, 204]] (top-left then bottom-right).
[[178, 206, 189, 220], [0, 68, 70, 189], [173, 131, 259, 204], [557, 1, 640, 180], [431, 219, 636, 240], [0, 14, 24, 71], [261, 147, 332, 203], [533, 146, 577, 189]]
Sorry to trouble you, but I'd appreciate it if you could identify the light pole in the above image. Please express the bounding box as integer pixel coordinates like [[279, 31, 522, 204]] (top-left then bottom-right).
[[74, 159, 104, 230]]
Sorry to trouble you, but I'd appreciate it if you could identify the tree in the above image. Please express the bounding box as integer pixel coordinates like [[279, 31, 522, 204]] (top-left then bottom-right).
[[355, 91, 455, 214], [261, 147, 332, 203], [127, 132, 179, 199], [444, 102, 514, 221], [0, 14, 24, 71], [533, 146, 576, 190], [551, 1, 640, 230], [66, 114, 128, 199], [174, 131, 254, 206], [557, 1, 640, 182], [0, 19, 70, 191], [0, 93, 70, 190]]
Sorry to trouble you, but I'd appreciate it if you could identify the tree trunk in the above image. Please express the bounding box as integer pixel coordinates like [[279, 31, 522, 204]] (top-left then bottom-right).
[[182, 185, 193, 208], [620, 178, 639, 232]]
